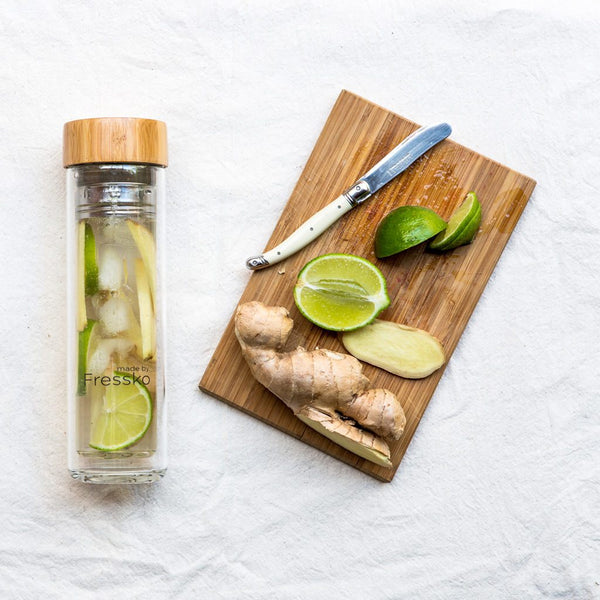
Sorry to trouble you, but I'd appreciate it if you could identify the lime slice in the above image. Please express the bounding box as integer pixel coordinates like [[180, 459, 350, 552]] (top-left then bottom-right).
[[375, 206, 447, 258], [89, 372, 152, 451], [77, 319, 96, 396], [293, 253, 390, 331], [84, 222, 99, 296], [429, 192, 481, 251]]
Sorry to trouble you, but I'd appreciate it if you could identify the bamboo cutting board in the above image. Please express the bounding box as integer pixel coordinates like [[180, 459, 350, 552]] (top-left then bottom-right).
[[199, 90, 536, 482]]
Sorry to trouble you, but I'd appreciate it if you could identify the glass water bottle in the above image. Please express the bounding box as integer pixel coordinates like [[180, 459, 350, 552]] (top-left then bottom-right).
[[64, 118, 168, 483]]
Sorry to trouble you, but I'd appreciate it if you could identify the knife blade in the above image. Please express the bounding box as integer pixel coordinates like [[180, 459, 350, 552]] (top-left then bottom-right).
[[245, 122, 451, 270]]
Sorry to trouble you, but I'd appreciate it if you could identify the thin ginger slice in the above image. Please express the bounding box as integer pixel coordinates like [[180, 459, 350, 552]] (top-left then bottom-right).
[[342, 319, 445, 379]]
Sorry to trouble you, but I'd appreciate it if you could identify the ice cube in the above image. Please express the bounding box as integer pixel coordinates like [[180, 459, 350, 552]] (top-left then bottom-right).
[[98, 296, 132, 335], [97, 217, 134, 245], [98, 246, 123, 291], [110, 337, 136, 358], [88, 338, 135, 375], [88, 341, 111, 375]]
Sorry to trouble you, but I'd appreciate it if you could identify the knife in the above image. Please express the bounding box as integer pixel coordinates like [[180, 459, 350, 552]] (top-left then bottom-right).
[[245, 122, 452, 270]]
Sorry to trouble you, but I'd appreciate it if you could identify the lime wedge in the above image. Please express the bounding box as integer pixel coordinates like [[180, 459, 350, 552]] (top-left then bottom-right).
[[77, 222, 87, 331], [77, 319, 96, 396], [375, 206, 447, 258], [293, 253, 390, 331], [84, 222, 99, 296], [89, 372, 152, 451], [429, 192, 481, 251]]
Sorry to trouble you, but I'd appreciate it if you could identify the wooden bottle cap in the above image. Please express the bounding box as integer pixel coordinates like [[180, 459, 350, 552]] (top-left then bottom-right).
[[63, 117, 168, 167]]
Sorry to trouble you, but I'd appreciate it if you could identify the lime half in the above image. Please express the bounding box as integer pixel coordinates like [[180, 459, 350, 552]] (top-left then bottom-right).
[[89, 372, 152, 451], [293, 253, 389, 331], [375, 206, 447, 258], [429, 192, 481, 251]]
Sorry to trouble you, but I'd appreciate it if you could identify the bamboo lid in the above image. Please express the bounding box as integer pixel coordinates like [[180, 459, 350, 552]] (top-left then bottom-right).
[[63, 117, 168, 167]]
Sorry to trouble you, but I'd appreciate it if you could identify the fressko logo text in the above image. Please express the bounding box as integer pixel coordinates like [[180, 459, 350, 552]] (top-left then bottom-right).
[[84, 373, 151, 387]]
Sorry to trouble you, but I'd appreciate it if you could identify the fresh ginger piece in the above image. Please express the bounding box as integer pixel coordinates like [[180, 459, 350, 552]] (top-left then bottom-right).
[[234, 301, 405, 467], [342, 319, 445, 379], [134, 258, 156, 360], [343, 388, 406, 441], [127, 220, 156, 302]]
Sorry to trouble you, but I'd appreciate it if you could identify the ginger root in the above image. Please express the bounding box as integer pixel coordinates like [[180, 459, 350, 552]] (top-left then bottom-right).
[[234, 301, 406, 468]]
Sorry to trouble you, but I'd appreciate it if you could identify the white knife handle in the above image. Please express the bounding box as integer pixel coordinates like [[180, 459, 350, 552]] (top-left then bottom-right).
[[246, 194, 356, 270]]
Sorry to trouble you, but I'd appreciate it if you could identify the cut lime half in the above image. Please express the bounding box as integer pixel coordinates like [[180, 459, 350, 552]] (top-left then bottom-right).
[[89, 372, 152, 451], [293, 253, 389, 331], [375, 206, 447, 258], [429, 192, 481, 251]]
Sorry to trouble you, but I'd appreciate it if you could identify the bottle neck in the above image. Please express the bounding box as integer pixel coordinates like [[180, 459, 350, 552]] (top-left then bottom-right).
[[67, 163, 164, 219]]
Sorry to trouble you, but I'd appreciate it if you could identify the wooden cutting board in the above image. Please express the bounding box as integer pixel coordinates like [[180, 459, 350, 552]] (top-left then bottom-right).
[[199, 90, 536, 482]]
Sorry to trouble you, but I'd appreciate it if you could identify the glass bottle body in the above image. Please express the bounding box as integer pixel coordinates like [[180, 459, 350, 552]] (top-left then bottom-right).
[[67, 164, 167, 483]]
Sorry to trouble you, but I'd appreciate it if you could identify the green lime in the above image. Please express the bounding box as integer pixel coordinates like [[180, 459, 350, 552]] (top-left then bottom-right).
[[429, 192, 481, 251], [84, 222, 99, 296], [77, 319, 96, 396], [293, 253, 390, 331], [375, 206, 447, 258], [89, 372, 152, 451]]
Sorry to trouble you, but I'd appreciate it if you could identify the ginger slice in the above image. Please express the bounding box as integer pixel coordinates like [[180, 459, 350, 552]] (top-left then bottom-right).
[[297, 407, 392, 468], [342, 319, 445, 379]]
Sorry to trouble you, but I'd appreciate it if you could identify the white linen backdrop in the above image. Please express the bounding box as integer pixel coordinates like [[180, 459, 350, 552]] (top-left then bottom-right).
[[0, 1, 597, 598]]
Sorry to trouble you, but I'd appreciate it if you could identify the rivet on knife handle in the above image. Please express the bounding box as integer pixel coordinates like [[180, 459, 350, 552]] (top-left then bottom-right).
[[245, 122, 451, 270]]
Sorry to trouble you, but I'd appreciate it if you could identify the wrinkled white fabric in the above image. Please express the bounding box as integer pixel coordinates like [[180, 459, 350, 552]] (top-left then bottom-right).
[[0, 1, 598, 598]]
